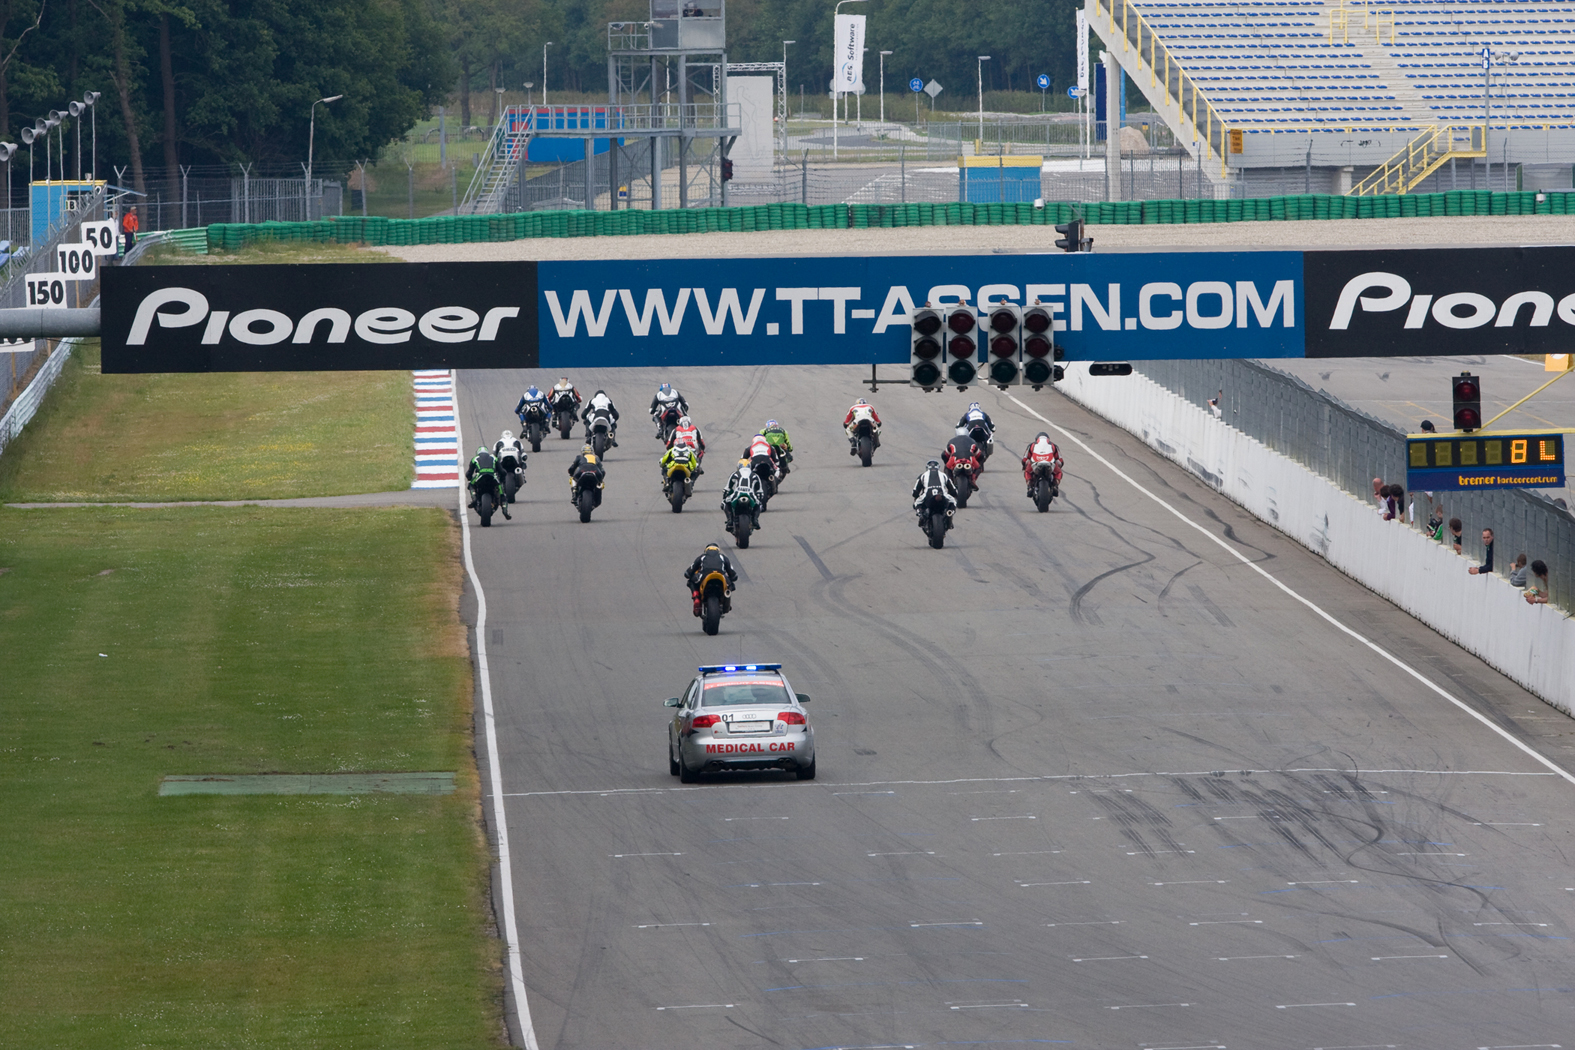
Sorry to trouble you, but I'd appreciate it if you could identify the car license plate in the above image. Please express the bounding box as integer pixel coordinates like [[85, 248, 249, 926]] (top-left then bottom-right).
[[729, 720, 771, 733]]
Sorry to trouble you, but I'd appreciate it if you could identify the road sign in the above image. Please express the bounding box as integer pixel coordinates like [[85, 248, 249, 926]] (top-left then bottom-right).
[[1407, 431, 1566, 491], [909, 77, 923, 93], [924, 79, 942, 99], [1068, 85, 1085, 99], [1036, 73, 1051, 90]]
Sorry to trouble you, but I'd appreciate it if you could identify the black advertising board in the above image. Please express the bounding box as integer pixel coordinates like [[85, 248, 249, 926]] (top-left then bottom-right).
[[1303, 246, 1575, 358], [100, 262, 538, 373]]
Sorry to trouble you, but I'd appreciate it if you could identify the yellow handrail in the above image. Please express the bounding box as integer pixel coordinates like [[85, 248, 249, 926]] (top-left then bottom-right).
[[1097, 0, 1229, 172], [1349, 123, 1487, 195]]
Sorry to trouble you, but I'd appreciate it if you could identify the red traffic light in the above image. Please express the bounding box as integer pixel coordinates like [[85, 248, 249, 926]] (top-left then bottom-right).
[[990, 334, 1017, 358], [949, 335, 976, 360], [947, 310, 976, 335], [989, 308, 1017, 333], [1452, 371, 1482, 432]]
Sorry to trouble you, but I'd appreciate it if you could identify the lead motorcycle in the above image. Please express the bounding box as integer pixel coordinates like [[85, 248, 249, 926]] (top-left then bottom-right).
[[662, 445, 698, 513], [1028, 458, 1062, 512], [551, 389, 579, 440], [518, 401, 551, 452], [851, 417, 879, 467], [916, 485, 955, 549]]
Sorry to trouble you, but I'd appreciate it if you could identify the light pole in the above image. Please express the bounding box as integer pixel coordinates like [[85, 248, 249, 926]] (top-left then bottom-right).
[[879, 50, 892, 125], [44, 115, 59, 183], [1482, 47, 1519, 189], [782, 40, 795, 156], [0, 142, 14, 244], [543, 42, 553, 106], [307, 94, 342, 219], [831, 0, 868, 159], [84, 92, 100, 179], [977, 55, 991, 144], [69, 100, 85, 180]]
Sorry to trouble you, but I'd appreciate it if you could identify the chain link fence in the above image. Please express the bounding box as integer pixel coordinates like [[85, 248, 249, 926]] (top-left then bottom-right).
[[1136, 358, 1575, 611], [115, 171, 343, 231]]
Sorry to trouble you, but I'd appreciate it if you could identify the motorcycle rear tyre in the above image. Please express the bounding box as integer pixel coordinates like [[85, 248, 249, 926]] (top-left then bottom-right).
[[670, 483, 686, 513], [702, 592, 723, 636], [732, 514, 752, 549], [503, 472, 520, 505], [1035, 476, 1053, 513], [557, 414, 573, 440], [927, 512, 947, 549], [858, 433, 873, 467], [954, 474, 973, 508], [478, 492, 494, 527], [528, 421, 543, 452], [578, 486, 595, 523], [592, 432, 608, 458]]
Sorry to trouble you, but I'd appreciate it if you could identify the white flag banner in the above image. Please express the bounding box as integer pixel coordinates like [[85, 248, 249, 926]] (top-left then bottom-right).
[[1076, 9, 1089, 90], [834, 13, 867, 94]]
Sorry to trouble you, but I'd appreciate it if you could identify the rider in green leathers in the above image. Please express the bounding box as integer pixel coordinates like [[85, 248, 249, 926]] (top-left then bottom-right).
[[761, 419, 793, 474]]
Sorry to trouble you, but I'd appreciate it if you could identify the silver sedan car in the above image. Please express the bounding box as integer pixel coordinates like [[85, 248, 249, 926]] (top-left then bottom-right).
[[666, 664, 816, 781]]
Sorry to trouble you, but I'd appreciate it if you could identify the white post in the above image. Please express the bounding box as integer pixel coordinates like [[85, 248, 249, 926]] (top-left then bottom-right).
[[977, 56, 990, 144]]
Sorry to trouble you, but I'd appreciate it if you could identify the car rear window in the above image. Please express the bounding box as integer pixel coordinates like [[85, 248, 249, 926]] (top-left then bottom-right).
[[702, 677, 792, 707]]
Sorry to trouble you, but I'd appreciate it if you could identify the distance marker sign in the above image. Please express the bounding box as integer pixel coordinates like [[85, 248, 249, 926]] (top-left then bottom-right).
[[1406, 431, 1566, 491]]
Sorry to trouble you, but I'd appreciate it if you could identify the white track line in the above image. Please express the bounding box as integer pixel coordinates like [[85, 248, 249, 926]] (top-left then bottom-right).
[[1009, 391, 1575, 789], [456, 371, 540, 1050]]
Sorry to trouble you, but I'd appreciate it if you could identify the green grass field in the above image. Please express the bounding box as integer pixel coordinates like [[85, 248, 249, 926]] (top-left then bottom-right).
[[0, 340, 412, 502], [0, 505, 501, 1049]]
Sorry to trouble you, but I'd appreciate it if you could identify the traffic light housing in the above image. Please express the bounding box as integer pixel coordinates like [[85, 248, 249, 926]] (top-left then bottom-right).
[[986, 303, 1021, 387], [1452, 372, 1482, 431], [910, 306, 943, 389], [721, 157, 734, 182], [1022, 304, 1055, 387], [1054, 218, 1092, 253], [944, 305, 979, 388]]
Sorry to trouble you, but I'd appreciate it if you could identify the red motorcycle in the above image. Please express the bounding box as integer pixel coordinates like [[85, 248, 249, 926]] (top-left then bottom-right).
[[943, 442, 983, 508], [1022, 438, 1063, 513]]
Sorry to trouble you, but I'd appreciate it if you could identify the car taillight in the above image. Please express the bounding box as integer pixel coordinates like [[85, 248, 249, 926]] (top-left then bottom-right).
[[778, 711, 807, 725], [690, 714, 720, 729]]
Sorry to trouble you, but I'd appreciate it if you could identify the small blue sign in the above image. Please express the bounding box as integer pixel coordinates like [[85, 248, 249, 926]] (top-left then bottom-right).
[[1067, 85, 1084, 99], [909, 77, 924, 93], [1036, 73, 1051, 90]]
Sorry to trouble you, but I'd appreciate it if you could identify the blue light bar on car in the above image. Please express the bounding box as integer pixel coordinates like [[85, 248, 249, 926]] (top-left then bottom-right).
[[698, 663, 783, 674]]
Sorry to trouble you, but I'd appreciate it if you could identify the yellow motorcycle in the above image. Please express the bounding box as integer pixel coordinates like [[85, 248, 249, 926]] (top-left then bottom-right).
[[662, 445, 698, 513], [695, 569, 731, 635]]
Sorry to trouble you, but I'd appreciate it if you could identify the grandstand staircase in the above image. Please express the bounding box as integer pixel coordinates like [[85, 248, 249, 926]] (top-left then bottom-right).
[[1349, 122, 1487, 194], [1319, 0, 1435, 127], [461, 117, 532, 215]]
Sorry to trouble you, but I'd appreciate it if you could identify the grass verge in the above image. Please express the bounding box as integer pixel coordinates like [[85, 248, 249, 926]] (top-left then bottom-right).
[[0, 338, 413, 502], [0, 505, 500, 1049]]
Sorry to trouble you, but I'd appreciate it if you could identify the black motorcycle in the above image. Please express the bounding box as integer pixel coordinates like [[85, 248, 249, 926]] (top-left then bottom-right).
[[497, 445, 526, 504], [946, 453, 979, 509], [967, 422, 994, 464], [551, 392, 578, 439], [470, 473, 503, 527], [518, 403, 550, 452], [572, 466, 603, 523], [917, 486, 954, 549], [654, 404, 682, 443], [750, 453, 779, 507], [587, 411, 615, 458], [852, 418, 879, 467]]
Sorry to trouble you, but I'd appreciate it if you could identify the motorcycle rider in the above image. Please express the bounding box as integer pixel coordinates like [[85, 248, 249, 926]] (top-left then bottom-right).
[[911, 458, 959, 523], [746, 432, 780, 486], [551, 376, 582, 409], [566, 442, 606, 505], [943, 427, 985, 487], [514, 385, 549, 426], [843, 398, 882, 456], [581, 389, 620, 446], [669, 414, 706, 472], [1021, 432, 1064, 497], [467, 445, 509, 519], [956, 402, 996, 456], [685, 542, 739, 615], [721, 459, 766, 532], [658, 437, 700, 488], [761, 419, 793, 473], [649, 383, 690, 434]]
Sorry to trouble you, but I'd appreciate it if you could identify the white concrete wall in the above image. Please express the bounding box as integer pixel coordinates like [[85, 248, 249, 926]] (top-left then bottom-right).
[[1057, 363, 1575, 715]]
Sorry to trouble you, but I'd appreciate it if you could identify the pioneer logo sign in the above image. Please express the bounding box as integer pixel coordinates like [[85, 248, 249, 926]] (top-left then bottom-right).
[[1303, 246, 1575, 358], [101, 262, 537, 373]]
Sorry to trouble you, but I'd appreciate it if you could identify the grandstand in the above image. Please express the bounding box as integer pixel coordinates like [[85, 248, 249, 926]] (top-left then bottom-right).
[[1088, 0, 1575, 195]]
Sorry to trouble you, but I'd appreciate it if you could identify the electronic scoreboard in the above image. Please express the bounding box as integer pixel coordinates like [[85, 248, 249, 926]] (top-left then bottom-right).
[[1406, 431, 1566, 491]]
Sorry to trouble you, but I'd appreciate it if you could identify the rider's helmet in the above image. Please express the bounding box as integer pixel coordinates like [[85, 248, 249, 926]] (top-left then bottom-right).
[[765, 419, 779, 429], [678, 415, 692, 427], [477, 446, 490, 455], [855, 398, 868, 406], [501, 429, 514, 442], [658, 383, 673, 396], [969, 402, 982, 413], [926, 459, 941, 469], [594, 388, 607, 397], [581, 443, 594, 454], [525, 386, 540, 399], [1035, 432, 1051, 446], [705, 543, 721, 552]]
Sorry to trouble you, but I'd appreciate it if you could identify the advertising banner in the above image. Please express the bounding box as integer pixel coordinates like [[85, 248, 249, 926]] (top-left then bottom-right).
[[834, 14, 867, 94], [101, 262, 537, 373], [1076, 10, 1089, 91]]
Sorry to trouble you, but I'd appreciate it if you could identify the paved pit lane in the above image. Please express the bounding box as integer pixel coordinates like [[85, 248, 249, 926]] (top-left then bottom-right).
[[455, 364, 1575, 1049]]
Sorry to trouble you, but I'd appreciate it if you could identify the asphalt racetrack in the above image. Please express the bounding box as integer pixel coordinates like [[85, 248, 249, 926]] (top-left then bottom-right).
[[456, 364, 1575, 1050]]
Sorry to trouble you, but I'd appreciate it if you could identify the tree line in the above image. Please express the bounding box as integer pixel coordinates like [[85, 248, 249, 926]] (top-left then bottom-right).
[[0, 0, 1073, 193]]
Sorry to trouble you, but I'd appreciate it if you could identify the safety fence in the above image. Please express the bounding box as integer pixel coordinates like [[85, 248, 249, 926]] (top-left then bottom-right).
[[1134, 357, 1575, 614], [117, 175, 344, 232], [204, 186, 1575, 250]]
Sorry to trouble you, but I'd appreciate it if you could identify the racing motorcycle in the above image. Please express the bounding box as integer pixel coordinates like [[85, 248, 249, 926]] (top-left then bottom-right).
[[663, 445, 698, 513], [469, 472, 503, 528], [852, 417, 879, 468], [654, 404, 682, 444], [587, 410, 615, 458], [551, 390, 579, 439], [695, 568, 732, 635], [518, 402, 551, 452], [496, 444, 526, 504], [966, 422, 995, 464], [1028, 458, 1062, 513], [750, 452, 780, 507], [917, 485, 955, 550], [572, 465, 604, 523], [725, 481, 762, 548], [945, 445, 982, 509]]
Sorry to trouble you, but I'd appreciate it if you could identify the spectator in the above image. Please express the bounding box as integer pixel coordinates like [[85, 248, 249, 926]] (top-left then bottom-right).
[[1426, 498, 1444, 541], [1468, 528, 1494, 575], [1449, 518, 1463, 554], [1384, 485, 1404, 522], [1525, 560, 1550, 605], [1420, 419, 1436, 433], [120, 207, 139, 251], [1509, 553, 1530, 588], [1372, 477, 1385, 511], [1208, 390, 1223, 419]]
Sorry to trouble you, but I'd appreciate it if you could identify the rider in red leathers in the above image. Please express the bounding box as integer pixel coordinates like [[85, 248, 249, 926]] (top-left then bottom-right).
[[843, 398, 882, 456], [943, 430, 984, 488], [1021, 432, 1064, 496]]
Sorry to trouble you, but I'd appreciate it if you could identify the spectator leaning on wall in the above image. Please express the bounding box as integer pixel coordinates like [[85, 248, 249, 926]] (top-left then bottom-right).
[[1525, 560, 1550, 605], [1449, 518, 1464, 554], [1468, 528, 1495, 576], [1510, 553, 1529, 588]]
